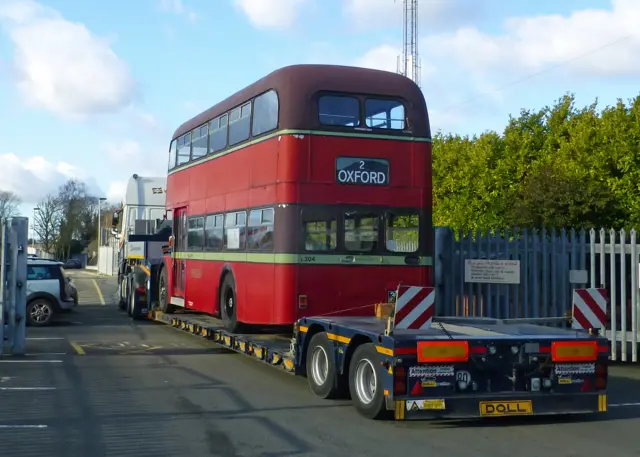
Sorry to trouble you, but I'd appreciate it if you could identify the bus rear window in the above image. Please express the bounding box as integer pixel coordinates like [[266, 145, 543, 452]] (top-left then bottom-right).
[[318, 95, 360, 127], [385, 212, 418, 252], [302, 208, 337, 251], [344, 211, 378, 252], [365, 98, 405, 130]]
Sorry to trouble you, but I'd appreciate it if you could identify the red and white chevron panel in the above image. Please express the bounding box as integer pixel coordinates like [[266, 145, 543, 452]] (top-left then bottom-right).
[[571, 288, 607, 330], [394, 286, 435, 330]]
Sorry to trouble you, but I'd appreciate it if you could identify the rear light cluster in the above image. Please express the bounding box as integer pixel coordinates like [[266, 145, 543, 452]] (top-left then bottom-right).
[[394, 366, 406, 395], [136, 285, 146, 295], [417, 341, 469, 363]]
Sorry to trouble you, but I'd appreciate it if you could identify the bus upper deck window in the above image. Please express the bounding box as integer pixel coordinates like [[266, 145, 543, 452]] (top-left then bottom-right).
[[318, 95, 360, 127], [365, 99, 405, 130]]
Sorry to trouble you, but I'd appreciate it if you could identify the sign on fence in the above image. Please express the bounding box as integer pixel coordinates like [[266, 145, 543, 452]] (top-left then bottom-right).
[[464, 259, 521, 284], [571, 288, 607, 331]]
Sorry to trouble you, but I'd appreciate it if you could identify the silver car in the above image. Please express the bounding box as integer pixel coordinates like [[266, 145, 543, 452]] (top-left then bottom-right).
[[26, 259, 78, 326]]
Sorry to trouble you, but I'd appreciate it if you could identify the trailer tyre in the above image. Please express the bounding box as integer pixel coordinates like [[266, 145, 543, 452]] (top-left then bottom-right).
[[306, 332, 342, 399], [220, 274, 240, 333], [348, 343, 387, 420]]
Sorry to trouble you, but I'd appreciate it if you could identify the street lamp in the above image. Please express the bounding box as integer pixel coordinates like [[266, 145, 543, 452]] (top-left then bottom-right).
[[97, 197, 107, 269]]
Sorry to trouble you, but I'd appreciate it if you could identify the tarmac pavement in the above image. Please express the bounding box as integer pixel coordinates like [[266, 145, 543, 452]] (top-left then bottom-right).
[[1, 271, 640, 456]]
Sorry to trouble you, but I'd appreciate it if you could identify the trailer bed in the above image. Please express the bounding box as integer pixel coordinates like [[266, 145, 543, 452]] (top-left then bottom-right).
[[150, 310, 296, 371], [150, 311, 590, 373]]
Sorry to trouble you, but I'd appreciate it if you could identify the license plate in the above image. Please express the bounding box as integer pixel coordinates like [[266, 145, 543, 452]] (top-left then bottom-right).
[[479, 400, 533, 416]]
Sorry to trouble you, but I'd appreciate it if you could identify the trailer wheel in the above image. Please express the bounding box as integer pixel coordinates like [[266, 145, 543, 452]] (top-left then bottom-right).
[[158, 267, 174, 313], [306, 332, 342, 399], [348, 343, 387, 420], [220, 274, 240, 332]]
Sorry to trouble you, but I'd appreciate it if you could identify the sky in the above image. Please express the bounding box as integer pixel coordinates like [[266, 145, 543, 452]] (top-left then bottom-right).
[[0, 0, 639, 219]]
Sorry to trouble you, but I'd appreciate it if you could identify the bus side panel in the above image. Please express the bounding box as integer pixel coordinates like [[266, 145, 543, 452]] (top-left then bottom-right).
[[278, 134, 308, 184], [235, 263, 274, 324], [183, 259, 219, 315], [415, 141, 433, 212], [338, 265, 431, 315], [164, 256, 176, 299], [297, 265, 431, 318], [250, 136, 279, 188], [297, 265, 341, 318], [272, 264, 297, 324]]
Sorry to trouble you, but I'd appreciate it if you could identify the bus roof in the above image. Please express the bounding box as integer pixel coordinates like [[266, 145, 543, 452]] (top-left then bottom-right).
[[172, 64, 429, 140], [124, 175, 166, 208]]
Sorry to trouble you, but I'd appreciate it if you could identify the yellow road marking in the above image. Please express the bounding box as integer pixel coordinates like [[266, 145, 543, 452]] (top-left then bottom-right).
[[70, 342, 85, 355], [92, 279, 105, 305]]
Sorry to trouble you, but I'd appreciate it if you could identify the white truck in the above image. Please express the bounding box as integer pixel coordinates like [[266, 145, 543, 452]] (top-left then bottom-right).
[[111, 174, 170, 312]]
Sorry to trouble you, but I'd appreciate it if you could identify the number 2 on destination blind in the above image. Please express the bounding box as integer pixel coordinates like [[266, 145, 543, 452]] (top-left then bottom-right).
[[359, 161, 365, 169]]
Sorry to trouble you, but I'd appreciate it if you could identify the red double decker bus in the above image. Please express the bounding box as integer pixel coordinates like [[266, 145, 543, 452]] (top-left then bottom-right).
[[158, 64, 433, 332]]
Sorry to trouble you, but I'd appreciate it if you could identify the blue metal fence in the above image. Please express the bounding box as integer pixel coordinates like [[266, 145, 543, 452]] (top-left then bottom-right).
[[434, 227, 590, 321]]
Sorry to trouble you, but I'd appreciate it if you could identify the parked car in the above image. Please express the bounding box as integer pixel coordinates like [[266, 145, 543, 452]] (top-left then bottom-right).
[[26, 259, 78, 326], [62, 258, 82, 269]]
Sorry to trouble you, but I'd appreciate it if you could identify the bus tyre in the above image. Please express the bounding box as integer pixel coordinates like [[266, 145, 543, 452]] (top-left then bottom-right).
[[158, 267, 174, 313], [348, 343, 387, 420], [306, 332, 342, 399], [220, 274, 241, 332]]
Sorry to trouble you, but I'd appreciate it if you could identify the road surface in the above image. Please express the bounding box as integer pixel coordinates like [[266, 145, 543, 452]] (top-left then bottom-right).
[[1, 271, 640, 456]]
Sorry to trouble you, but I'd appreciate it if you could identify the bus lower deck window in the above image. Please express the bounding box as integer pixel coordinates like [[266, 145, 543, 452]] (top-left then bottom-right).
[[344, 212, 378, 252], [385, 212, 419, 252], [304, 220, 337, 251]]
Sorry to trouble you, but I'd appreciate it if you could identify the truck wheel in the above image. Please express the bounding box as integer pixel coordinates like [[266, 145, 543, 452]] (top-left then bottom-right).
[[220, 274, 241, 332], [306, 332, 343, 399], [117, 279, 126, 310], [127, 281, 134, 317], [348, 343, 387, 420], [158, 267, 174, 313]]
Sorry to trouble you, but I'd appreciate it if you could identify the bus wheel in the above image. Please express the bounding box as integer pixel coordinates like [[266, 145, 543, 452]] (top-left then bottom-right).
[[348, 343, 387, 420], [220, 274, 240, 332], [158, 267, 174, 313], [306, 332, 342, 399]]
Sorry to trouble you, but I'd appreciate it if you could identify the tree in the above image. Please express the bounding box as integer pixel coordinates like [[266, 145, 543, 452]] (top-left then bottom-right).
[[33, 193, 62, 254], [0, 190, 21, 219], [432, 92, 640, 231]]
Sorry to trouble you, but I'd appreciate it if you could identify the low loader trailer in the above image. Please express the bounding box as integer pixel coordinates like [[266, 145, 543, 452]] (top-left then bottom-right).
[[129, 263, 610, 421]]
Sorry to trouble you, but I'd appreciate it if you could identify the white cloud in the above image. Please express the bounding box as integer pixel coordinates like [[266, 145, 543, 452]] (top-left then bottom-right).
[[106, 181, 127, 203], [102, 139, 168, 176], [354, 45, 401, 73], [0, 0, 136, 118], [425, 0, 640, 79], [158, 0, 197, 22], [0, 153, 103, 204], [234, 0, 306, 29], [104, 140, 142, 165]]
